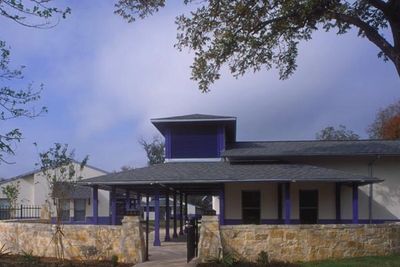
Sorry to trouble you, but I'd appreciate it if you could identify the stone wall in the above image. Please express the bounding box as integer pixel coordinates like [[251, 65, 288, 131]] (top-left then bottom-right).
[[0, 216, 145, 264], [198, 215, 222, 260], [198, 216, 400, 263]]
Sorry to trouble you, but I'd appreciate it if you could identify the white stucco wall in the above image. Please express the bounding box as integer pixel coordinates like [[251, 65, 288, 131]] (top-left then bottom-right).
[[222, 156, 400, 222], [0, 174, 35, 205]]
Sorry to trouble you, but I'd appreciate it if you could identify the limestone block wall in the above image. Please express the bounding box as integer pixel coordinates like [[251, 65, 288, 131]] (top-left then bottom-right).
[[198, 216, 400, 263], [0, 216, 145, 264]]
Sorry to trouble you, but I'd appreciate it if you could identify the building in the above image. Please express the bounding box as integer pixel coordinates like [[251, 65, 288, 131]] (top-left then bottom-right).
[[0, 162, 109, 224], [81, 114, 400, 246]]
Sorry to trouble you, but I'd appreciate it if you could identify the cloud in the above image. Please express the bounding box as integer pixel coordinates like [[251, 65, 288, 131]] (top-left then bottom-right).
[[1, 2, 399, 178]]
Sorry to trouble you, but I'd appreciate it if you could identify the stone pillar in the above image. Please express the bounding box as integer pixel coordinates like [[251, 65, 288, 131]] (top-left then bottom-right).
[[92, 185, 98, 224], [121, 215, 145, 263], [198, 213, 222, 262], [173, 191, 178, 238]]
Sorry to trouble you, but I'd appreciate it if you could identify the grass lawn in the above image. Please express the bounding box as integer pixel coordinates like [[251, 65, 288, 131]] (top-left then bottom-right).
[[300, 255, 400, 267]]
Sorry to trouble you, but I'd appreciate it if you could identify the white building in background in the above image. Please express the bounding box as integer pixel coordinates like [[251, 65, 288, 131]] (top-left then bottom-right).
[[0, 163, 110, 224]]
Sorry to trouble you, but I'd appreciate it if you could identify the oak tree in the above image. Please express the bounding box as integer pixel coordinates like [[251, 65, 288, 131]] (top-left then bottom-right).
[[368, 100, 400, 139], [316, 125, 360, 140], [115, 0, 400, 91]]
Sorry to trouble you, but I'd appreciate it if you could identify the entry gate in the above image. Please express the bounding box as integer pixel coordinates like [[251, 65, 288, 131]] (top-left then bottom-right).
[[187, 217, 200, 262]]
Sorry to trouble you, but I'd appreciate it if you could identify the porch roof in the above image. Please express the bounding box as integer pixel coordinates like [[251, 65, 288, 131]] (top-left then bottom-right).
[[80, 162, 381, 187]]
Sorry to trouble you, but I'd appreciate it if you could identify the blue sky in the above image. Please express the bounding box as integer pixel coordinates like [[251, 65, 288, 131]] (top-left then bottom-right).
[[1, 1, 399, 178]]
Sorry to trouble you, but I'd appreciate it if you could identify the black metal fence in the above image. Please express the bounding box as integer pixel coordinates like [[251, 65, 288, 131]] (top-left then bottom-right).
[[0, 205, 41, 220]]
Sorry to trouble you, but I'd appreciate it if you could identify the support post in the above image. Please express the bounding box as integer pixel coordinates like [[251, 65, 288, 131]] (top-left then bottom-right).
[[93, 185, 98, 224], [179, 192, 184, 235], [369, 184, 373, 224], [335, 183, 341, 223], [145, 194, 149, 261], [125, 189, 130, 213], [219, 188, 225, 225], [352, 183, 359, 224], [165, 191, 171, 241], [277, 183, 282, 223], [137, 192, 142, 218], [111, 186, 117, 225], [154, 189, 161, 246], [284, 183, 291, 225], [173, 191, 178, 238]]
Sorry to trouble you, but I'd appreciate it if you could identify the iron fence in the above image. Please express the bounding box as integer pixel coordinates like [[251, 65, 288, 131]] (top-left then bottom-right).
[[0, 205, 41, 220]]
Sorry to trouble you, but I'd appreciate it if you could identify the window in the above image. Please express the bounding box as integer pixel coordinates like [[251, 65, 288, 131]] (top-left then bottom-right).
[[0, 199, 10, 220], [299, 190, 318, 224], [74, 199, 86, 222], [242, 191, 260, 224], [60, 199, 70, 222]]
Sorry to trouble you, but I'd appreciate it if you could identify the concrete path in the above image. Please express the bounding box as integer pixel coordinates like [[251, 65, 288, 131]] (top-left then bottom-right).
[[134, 229, 197, 267]]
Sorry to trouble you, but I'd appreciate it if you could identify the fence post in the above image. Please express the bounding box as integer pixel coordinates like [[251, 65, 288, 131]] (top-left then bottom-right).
[[20, 204, 23, 219]]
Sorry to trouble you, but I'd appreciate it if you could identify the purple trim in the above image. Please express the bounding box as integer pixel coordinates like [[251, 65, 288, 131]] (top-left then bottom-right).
[[154, 190, 161, 246], [179, 192, 184, 235], [224, 219, 400, 225], [284, 183, 291, 224], [93, 185, 98, 225], [173, 192, 178, 238], [111, 186, 117, 225], [352, 183, 359, 224], [83, 216, 110, 225], [277, 183, 282, 221], [335, 183, 341, 223], [165, 128, 172, 159], [165, 192, 171, 241], [219, 188, 225, 225]]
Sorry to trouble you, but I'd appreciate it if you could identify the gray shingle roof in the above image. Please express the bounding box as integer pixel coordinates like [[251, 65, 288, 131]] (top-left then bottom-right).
[[80, 162, 380, 185], [223, 140, 400, 158], [151, 114, 236, 122]]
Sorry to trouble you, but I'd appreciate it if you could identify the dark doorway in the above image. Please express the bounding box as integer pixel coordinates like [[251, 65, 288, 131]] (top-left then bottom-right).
[[242, 191, 261, 224], [299, 190, 318, 224]]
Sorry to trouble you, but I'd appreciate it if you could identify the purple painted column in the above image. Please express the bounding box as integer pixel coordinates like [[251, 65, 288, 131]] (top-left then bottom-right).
[[352, 183, 359, 224], [165, 128, 172, 159], [137, 192, 142, 218], [179, 192, 184, 235], [125, 189, 130, 213], [277, 183, 282, 223], [165, 191, 171, 241], [173, 191, 178, 238], [219, 187, 225, 225], [154, 190, 161, 246], [111, 186, 117, 225], [284, 183, 291, 225], [335, 183, 341, 223], [145, 194, 149, 261], [92, 185, 98, 225]]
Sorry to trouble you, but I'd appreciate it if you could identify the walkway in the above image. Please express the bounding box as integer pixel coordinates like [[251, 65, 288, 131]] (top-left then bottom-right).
[[134, 229, 197, 267]]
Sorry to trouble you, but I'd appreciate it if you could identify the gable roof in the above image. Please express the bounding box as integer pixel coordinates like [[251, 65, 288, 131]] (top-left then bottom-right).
[[151, 114, 236, 122], [223, 140, 400, 158], [80, 162, 380, 186]]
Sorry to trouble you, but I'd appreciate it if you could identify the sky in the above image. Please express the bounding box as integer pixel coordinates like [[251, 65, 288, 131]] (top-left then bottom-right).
[[1, 1, 399, 178]]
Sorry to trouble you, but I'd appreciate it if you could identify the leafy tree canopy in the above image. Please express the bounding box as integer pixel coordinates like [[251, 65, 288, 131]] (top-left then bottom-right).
[[368, 99, 400, 139], [1, 181, 20, 208], [139, 136, 165, 165], [115, 0, 400, 91], [0, 0, 70, 164], [316, 125, 360, 140]]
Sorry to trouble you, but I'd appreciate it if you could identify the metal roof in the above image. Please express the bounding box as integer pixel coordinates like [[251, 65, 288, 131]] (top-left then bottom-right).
[[151, 114, 236, 122], [80, 162, 381, 186], [223, 140, 400, 158]]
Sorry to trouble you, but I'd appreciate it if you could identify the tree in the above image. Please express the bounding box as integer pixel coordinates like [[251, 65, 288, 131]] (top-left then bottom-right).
[[0, 1, 70, 163], [36, 143, 88, 259], [316, 125, 360, 140], [1, 181, 20, 208], [115, 0, 400, 92], [139, 136, 165, 165], [368, 100, 400, 139]]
